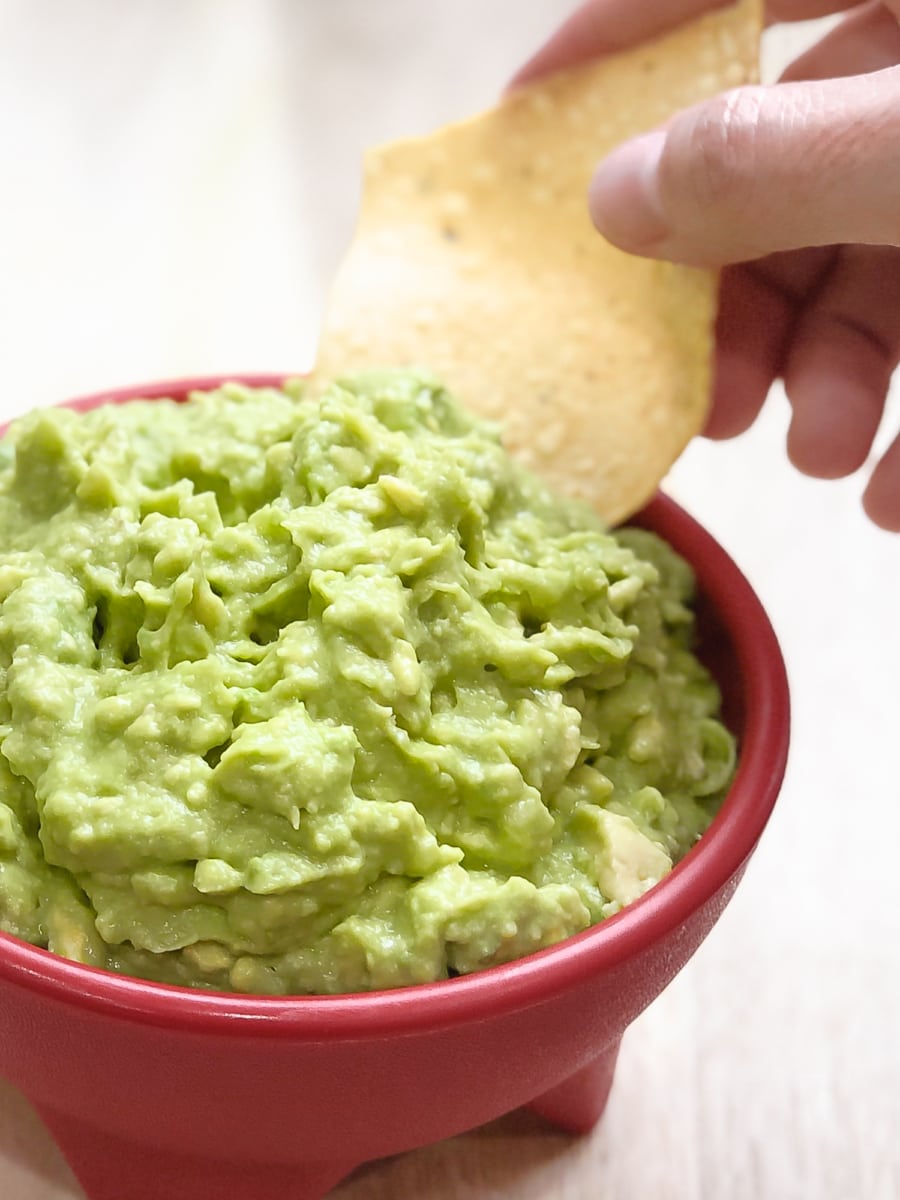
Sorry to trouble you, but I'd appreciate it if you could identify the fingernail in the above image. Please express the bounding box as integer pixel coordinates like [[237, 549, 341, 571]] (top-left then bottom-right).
[[588, 130, 669, 250]]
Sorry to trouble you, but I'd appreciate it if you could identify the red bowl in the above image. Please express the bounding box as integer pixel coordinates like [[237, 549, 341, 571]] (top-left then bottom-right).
[[0, 376, 789, 1200]]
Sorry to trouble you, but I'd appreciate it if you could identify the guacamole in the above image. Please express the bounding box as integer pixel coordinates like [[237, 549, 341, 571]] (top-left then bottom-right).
[[0, 372, 734, 994]]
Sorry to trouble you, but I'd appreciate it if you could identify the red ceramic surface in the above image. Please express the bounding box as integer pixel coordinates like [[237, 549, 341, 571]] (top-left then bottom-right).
[[0, 376, 790, 1200]]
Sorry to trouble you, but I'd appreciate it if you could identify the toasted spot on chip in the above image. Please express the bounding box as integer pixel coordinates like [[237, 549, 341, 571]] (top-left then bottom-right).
[[315, 0, 761, 525]]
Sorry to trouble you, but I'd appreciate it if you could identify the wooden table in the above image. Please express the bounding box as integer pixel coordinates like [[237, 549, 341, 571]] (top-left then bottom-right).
[[1, 4, 896, 1197]]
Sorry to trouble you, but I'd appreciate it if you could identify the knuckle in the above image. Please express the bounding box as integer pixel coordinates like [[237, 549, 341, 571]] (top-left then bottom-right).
[[668, 86, 767, 214]]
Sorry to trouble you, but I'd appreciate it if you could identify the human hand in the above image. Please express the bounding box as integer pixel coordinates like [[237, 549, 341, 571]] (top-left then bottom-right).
[[513, 1, 900, 530]]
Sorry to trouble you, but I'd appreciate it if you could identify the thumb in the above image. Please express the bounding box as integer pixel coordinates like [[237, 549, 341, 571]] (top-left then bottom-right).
[[588, 68, 900, 267]]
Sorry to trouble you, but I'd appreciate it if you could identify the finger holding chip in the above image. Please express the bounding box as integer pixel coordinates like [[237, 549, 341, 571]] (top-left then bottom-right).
[[315, 0, 762, 526]]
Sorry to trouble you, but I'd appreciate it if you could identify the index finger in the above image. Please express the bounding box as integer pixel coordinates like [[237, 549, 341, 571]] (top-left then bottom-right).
[[510, 0, 863, 88]]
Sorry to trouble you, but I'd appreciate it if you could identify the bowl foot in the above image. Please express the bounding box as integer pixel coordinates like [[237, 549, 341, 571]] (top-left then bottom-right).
[[525, 1038, 621, 1134], [35, 1106, 355, 1200]]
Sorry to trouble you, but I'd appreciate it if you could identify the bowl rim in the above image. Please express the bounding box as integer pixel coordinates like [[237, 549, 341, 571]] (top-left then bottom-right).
[[0, 374, 790, 1038]]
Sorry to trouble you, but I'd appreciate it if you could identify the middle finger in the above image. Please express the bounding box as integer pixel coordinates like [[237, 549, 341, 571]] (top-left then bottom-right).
[[783, 245, 900, 477]]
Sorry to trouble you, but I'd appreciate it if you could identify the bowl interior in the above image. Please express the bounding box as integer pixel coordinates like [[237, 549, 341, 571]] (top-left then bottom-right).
[[0, 375, 790, 1035]]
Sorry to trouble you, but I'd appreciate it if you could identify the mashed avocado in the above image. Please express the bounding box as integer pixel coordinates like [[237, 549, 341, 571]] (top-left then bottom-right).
[[0, 372, 734, 994]]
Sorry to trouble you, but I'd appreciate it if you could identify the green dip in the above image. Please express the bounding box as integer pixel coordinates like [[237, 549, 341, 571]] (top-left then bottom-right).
[[0, 371, 734, 994]]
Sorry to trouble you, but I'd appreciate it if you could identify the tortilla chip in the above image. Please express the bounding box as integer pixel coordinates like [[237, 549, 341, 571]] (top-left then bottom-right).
[[314, 0, 761, 525]]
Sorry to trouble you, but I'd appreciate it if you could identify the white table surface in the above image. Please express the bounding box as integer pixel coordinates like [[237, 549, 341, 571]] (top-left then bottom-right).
[[0, 4, 897, 1198]]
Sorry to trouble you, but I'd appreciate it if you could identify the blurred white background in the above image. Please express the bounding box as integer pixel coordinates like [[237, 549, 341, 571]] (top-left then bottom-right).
[[0, 4, 897, 1199]]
